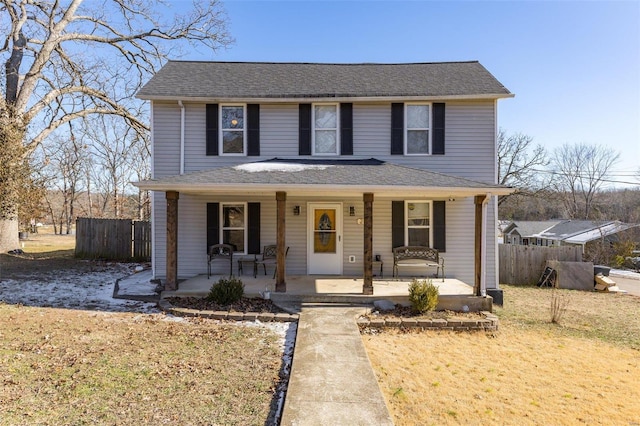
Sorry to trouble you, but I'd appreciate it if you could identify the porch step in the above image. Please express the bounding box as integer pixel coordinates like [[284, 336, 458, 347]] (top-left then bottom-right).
[[269, 292, 408, 306], [269, 293, 493, 312]]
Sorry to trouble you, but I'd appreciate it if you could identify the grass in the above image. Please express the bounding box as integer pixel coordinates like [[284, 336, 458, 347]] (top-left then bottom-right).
[[16, 226, 76, 254], [1, 238, 286, 425], [362, 284, 640, 425], [0, 304, 285, 425]]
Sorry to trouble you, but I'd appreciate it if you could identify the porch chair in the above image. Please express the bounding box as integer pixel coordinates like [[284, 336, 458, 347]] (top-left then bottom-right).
[[254, 245, 289, 278], [208, 243, 234, 278]]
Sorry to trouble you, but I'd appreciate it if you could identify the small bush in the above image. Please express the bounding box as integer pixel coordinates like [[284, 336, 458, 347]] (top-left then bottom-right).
[[408, 278, 439, 313], [207, 277, 244, 305]]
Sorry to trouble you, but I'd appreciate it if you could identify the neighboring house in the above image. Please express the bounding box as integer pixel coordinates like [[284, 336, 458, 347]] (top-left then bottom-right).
[[134, 61, 513, 296], [503, 220, 639, 250]]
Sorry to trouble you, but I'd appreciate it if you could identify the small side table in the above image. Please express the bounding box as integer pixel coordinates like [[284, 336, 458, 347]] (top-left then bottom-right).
[[237, 255, 257, 276], [372, 260, 384, 278]]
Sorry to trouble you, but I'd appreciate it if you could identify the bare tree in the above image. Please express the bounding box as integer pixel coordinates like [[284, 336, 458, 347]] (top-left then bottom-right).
[[41, 124, 87, 233], [497, 129, 549, 205], [82, 115, 139, 218], [551, 143, 620, 219], [0, 0, 231, 251]]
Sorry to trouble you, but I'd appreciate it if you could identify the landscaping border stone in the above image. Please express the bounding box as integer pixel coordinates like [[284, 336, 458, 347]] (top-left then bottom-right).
[[157, 299, 300, 323], [359, 311, 498, 332]]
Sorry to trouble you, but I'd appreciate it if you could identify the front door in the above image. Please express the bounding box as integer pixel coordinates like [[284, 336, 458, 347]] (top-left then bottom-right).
[[307, 203, 342, 274]]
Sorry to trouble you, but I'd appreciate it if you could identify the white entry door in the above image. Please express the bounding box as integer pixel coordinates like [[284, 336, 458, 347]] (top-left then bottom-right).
[[307, 203, 342, 274]]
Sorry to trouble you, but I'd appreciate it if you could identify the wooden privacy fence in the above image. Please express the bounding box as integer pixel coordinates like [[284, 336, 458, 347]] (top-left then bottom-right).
[[75, 218, 151, 261], [499, 244, 582, 285]]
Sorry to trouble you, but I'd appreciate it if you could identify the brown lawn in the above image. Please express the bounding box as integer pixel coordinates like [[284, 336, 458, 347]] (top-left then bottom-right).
[[362, 285, 640, 425]]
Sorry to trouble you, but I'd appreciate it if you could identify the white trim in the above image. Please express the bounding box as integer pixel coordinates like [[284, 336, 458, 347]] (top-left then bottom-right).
[[178, 100, 185, 175], [149, 102, 156, 279], [311, 103, 340, 156], [481, 193, 491, 296], [404, 102, 432, 156], [307, 202, 343, 274], [220, 202, 248, 255], [134, 183, 515, 197], [150, 102, 155, 179], [219, 104, 247, 156], [139, 94, 515, 102], [151, 191, 156, 279], [404, 200, 433, 246]]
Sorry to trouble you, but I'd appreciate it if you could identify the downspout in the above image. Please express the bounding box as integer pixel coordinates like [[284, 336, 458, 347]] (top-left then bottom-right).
[[481, 193, 491, 297], [178, 100, 185, 175]]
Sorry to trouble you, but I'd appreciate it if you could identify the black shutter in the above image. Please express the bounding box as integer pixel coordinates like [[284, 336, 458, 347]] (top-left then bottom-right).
[[432, 103, 445, 155], [391, 201, 405, 249], [247, 104, 260, 156], [206, 104, 219, 156], [299, 104, 312, 155], [391, 103, 404, 155], [340, 103, 353, 155], [433, 201, 446, 252], [247, 202, 261, 255], [206, 203, 220, 252]]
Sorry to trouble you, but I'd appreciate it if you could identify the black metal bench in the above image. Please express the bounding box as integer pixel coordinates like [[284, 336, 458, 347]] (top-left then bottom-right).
[[392, 246, 445, 281]]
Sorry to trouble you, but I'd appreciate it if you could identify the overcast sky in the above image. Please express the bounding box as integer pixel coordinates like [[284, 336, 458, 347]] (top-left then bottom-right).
[[179, 0, 639, 187]]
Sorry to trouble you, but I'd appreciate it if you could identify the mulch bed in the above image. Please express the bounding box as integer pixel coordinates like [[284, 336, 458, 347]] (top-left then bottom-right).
[[164, 296, 287, 313]]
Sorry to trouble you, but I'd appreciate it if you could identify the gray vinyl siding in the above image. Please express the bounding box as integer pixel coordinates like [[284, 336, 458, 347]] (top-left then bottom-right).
[[151, 193, 497, 288], [351, 101, 496, 182], [149, 99, 499, 286], [152, 100, 497, 184], [152, 102, 181, 178]]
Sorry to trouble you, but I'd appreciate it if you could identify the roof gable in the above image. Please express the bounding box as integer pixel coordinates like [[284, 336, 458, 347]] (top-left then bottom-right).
[[137, 61, 512, 101]]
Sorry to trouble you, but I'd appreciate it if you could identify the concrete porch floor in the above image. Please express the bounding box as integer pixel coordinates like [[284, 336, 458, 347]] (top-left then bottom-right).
[[161, 274, 492, 311]]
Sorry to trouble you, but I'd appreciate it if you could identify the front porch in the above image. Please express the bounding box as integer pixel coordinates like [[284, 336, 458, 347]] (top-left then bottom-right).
[[162, 274, 493, 312]]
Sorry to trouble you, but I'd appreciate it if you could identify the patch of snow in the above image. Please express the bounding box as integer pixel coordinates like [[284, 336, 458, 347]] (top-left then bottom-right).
[[610, 269, 640, 281], [234, 162, 332, 173], [0, 261, 298, 423], [0, 263, 158, 313], [116, 269, 158, 296]]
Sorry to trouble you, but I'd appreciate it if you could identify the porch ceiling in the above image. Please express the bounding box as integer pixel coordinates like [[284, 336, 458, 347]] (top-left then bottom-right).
[[134, 158, 514, 197]]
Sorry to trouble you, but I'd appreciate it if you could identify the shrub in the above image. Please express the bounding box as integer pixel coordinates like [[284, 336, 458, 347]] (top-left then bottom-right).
[[408, 278, 439, 313], [207, 277, 244, 305]]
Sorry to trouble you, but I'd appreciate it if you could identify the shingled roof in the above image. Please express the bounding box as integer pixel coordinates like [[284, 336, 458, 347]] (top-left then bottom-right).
[[134, 158, 513, 196], [137, 61, 512, 101]]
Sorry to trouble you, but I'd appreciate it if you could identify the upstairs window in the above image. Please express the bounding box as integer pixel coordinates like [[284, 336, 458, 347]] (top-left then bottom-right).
[[313, 103, 339, 155], [405, 103, 430, 155], [220, 105, 246, 155]]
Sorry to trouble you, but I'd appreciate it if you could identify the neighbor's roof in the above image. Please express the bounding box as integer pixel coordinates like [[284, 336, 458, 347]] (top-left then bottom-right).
[[133, 158, 513, 197], [505, 221, 564, 237], [137, 61, 513, 101], [506, 220, 639, 244]]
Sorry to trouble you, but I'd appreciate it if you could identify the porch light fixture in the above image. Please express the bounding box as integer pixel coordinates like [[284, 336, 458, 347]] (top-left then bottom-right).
[[349, 206, 355, 216], [293, 205, 300, 216]]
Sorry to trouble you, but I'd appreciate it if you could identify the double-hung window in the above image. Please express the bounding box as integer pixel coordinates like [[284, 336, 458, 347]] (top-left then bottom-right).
[[406, 201, 431, 246], [220, 105, 246, 155], [313, 103, 339, 155], [405, 103, 430, 155], [221, 203, 246, 253]]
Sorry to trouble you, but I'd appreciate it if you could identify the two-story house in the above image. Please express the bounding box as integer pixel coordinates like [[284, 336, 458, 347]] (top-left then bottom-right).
[[134, 61, 513, 298]]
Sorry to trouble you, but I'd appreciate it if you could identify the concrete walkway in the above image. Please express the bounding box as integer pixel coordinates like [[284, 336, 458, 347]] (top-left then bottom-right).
[[280, 304, 394, 426]]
